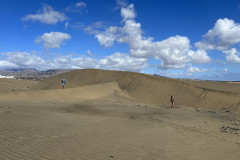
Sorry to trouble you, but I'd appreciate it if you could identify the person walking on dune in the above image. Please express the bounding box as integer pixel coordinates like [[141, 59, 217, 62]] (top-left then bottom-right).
[[61, 78, 66, 89], [170, 94, 175, 108]]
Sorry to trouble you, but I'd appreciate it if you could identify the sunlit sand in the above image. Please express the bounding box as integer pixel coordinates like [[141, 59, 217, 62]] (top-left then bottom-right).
[[0, 69, 239, 160]]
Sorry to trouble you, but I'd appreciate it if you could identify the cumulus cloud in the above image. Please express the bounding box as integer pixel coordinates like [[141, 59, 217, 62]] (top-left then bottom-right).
[[155, 36, 191, 69], [121, 4, 136, 22], [117, 19, 150, 56], [48, 53, 147, 72], [95, 4, 202, 69], [22, 4, 67, 24], [95, 26, 118, 47], [223, 48, 240, 63], [99, 52, 148, 72], [195, 18, 240, 50], [0, 51, 148, 72], [187, 49, 211, 64], [47, 55, 97, 70], [35, 32, 71, 50], [185, 67, 207, 76], [0, 61, 18, 68], [1, 51, 45, 68]]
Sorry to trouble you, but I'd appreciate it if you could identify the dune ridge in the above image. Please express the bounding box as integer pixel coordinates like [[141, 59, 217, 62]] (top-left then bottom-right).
[[32, 69, 240, 112]]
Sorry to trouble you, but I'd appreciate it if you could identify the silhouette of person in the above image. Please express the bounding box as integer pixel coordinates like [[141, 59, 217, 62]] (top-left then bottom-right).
[[170, 94, 175, 108]]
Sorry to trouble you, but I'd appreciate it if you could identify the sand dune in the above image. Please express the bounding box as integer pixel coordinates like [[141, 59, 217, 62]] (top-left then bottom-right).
[[32, 69, 240, 112], [0, 69, 240, 160], [0, 82, 124, 103], [0, 78, 38, 92]]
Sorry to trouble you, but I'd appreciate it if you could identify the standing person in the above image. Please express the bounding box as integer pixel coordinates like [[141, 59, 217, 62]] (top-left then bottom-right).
[[170, 94, 175, 108], [61, 78, 66, 89]]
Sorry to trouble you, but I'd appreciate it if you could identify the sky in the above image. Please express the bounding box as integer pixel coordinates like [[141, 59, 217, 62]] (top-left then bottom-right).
[[1, 0, 240, 81]]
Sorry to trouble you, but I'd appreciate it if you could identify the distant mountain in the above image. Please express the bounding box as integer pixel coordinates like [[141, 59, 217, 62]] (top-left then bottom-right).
[[0, 68, 73, 80], [153, 74, 166, 78], [5, 68, 38, 72]]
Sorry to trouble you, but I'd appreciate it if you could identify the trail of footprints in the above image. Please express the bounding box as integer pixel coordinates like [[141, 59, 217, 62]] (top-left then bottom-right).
[[0, 105, 13, 113], [220, 120, 240, 135]]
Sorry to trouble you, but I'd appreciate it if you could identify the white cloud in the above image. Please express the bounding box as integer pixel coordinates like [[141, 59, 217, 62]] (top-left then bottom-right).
[[117, 19, 149, 56], [187, 49, 211, 64], [99, 52, 148, 72], [47, 55, 97, 70], [93, 4, 211, 70], [185, 67, 207, 76], [223, 48, 240, 63], [121, 4, 136, 22], [1, 51, 45, 68], [95, 26, 118, 47], [48, 53, 147, 72], [22, 4, 67, 24], [76, 2, 87, 7], [195, 18, 240, 50], [0, 61, 18, 68], [0, 51, 148, 72], [155, 36, 191, 69], [35, 32, 71, 50]]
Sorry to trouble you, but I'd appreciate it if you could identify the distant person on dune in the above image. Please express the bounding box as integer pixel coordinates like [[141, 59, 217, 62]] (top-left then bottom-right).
[[61, 78, 66, 89], [170, 94, 175, 108]]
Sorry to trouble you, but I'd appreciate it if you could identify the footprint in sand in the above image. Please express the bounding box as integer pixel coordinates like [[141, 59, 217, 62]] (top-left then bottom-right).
[[220, 126, 240, 134], [130, 116, 135, 120]]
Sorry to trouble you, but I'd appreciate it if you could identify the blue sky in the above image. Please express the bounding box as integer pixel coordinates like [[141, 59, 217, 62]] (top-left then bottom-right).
[[1, 0, 240, 81]]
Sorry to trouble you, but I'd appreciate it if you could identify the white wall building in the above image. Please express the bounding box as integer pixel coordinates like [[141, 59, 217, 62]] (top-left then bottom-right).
[[0, 75, 15, 79]]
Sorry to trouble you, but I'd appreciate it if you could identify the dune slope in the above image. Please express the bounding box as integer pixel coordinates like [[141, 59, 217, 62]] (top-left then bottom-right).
[[0, 79, 38, 92], [32, 69, 240, 112]]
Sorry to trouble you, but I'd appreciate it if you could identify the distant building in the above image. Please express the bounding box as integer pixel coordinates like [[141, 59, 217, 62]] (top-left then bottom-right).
[[0, 75, 15, 79]]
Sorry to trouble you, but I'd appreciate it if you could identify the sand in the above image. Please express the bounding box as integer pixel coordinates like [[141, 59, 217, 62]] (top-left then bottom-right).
[[0, 69, 240, 160]]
